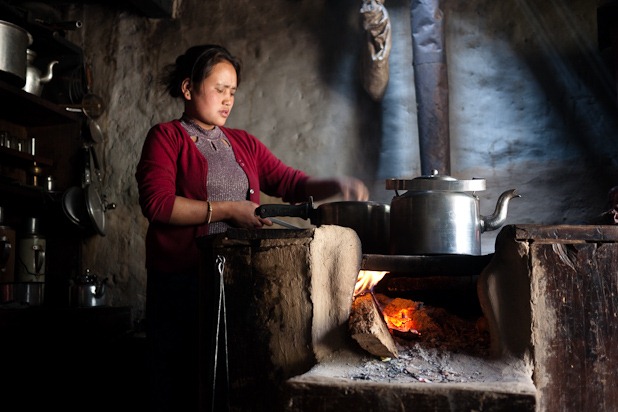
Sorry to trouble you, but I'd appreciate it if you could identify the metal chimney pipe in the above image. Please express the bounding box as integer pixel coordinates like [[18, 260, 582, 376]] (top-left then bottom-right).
[[410, 0, 450, 175]]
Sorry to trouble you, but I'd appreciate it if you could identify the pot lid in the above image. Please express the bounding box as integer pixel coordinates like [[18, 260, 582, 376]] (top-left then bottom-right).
[[62, 186, 88, 227], [386, 169, 486, 192], [85, 184, 105, 236]]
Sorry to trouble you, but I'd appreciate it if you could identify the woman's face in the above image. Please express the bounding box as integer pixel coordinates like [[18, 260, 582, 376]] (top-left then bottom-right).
[[183, 61, 237, 130]]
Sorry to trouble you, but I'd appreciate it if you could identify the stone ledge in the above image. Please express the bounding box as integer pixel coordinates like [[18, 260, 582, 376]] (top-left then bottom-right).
[[284, 372, 536, 412]]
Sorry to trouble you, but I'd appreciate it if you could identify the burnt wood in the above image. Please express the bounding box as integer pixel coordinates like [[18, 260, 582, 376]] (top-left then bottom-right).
[[349, 293, 398, 358]]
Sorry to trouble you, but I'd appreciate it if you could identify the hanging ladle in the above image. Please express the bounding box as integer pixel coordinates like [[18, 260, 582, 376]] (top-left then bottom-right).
[[65, 64, 105, 144], [65, 92, 105, 119], [85, 116, 104, 144]]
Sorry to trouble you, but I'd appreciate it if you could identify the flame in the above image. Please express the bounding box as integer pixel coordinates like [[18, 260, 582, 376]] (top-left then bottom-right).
[[354, 270, 388, 297]]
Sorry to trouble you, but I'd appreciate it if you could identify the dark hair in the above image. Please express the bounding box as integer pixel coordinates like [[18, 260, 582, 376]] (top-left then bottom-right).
[[160, 44, 242, 98]]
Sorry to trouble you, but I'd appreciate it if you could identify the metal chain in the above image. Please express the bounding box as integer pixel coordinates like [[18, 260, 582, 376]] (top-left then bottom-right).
[[212, 254, 229, 411]]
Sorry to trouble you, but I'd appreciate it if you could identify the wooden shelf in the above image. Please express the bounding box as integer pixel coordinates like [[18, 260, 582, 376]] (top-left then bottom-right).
[[0, 146, 53, 168], [0, 80, 82, 192], [0, 80, 80, 127]]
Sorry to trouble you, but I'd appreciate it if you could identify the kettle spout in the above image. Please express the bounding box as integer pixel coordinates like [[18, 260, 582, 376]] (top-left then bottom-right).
[[40, 60, 59, 84], [481, 189, 521, 232]]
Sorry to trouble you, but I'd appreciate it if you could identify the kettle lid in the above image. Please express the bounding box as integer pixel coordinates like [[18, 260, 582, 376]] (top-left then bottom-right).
[[386, 170, 487, 192], [76, 269, 98, 285]]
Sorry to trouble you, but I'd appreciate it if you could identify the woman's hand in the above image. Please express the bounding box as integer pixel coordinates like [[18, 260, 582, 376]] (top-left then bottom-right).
[[212, 200, 273, 229], [335, 176, 370, 201], [305, 176, 370, 201]]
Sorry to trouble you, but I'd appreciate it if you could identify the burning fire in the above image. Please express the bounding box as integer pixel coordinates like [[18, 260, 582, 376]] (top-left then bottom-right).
[[351, 271, 490, 356], [354, 270, 432, 335]]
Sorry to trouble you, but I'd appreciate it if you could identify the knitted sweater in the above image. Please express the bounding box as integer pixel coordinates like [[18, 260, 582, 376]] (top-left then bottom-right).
[[136, 119, 309, 272]]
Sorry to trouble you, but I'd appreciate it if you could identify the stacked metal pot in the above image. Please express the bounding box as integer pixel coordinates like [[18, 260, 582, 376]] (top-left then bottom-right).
[[0, 20, 32, 88], [0, 213, 46, 306]]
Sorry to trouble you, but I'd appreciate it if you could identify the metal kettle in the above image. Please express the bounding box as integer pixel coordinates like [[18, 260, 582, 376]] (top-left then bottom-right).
[[71, 269, 108, 307], [387, 170, 520, 255], [22, 49, 58, 96]]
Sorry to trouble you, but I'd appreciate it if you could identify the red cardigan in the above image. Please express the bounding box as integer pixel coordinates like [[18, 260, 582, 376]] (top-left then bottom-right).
[[136, 120, 310, 272]]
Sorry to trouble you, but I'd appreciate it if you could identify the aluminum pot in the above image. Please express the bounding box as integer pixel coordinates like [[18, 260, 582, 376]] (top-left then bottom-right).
[[0, 21, 32, 88], [256, 198, 390, 254], [0, 282, 44, 306]]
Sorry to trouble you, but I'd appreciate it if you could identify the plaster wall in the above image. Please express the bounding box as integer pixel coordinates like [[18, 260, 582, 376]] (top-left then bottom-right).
[[55, 0, 618, 323]]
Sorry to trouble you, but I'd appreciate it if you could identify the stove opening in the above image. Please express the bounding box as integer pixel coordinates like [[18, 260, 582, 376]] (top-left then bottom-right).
[[350, 254, 493, 359], [365, 272, 489, 355]]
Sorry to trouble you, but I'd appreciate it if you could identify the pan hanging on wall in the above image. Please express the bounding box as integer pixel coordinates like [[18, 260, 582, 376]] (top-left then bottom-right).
[[61, 143, 113, 236]]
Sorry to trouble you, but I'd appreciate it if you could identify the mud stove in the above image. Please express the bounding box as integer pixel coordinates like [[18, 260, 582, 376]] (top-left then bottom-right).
[[197, 224, 618, 412]]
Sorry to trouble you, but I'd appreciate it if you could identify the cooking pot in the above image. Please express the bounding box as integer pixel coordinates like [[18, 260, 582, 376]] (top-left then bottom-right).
[[0, 282, 44, 306], [256, 197, 390, 254], [0, 21, 32, 88], [387, 170, 520, 255]]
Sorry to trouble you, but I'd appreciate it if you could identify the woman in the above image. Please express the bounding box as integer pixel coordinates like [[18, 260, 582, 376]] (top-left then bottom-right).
[[135, 44, 368, 411]]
